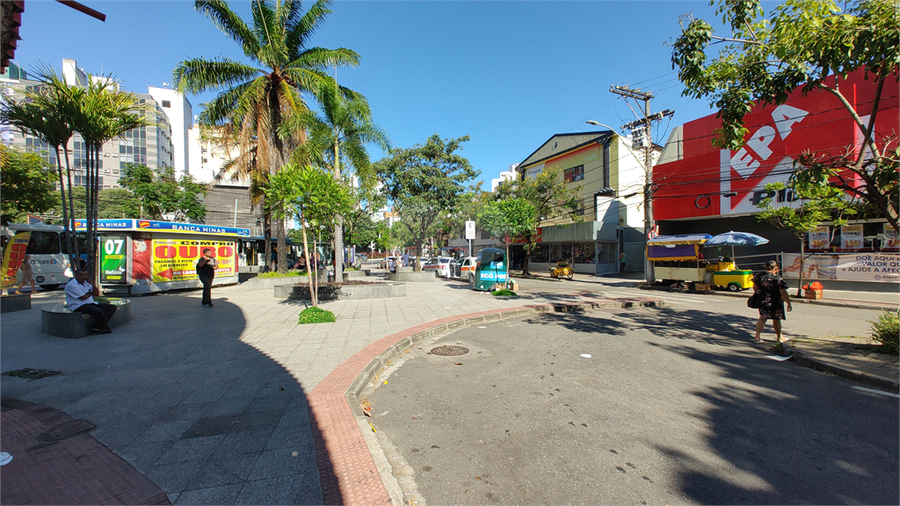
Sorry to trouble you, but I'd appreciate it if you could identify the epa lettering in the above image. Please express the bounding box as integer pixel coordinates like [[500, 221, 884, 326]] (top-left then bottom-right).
[[751, 187, 800, 206], [732, 104, 809, 179]]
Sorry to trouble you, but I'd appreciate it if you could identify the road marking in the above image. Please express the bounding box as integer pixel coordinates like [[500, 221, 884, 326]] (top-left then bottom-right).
[[851, 386, 900, 399]]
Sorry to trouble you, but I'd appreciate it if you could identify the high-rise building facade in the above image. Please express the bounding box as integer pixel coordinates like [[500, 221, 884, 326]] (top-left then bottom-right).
[[0, 58, 177, 189]]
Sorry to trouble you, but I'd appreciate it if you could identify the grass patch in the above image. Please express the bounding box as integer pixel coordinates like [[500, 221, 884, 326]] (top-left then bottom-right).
[[491, 289, 518, 297], [869, 310, 899, 355], [298, 306, 336, 324], [3, 368, 62, 380], [258, 270, 308, 279]]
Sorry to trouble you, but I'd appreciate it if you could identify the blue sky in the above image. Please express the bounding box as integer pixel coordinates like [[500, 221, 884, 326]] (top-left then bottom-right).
[[13, 0, 726, 187]]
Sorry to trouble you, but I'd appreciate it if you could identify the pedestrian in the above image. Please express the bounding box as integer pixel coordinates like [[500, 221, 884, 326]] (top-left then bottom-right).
[[619, 251, 626, 274], [65, 268, 116, 333], [401, 251, 410, 268], [752, 259, 793, 343], [196, 247, 217, 307], [16, 254, 35, 293]]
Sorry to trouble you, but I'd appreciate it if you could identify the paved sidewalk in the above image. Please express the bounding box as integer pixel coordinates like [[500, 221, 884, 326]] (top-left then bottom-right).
[[0, 268, 896, 505]]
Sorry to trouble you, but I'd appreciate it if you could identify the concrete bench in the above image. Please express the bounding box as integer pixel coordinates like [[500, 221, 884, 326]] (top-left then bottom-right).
[[41, 299, 132, 339], [1, 293, 31, 313]]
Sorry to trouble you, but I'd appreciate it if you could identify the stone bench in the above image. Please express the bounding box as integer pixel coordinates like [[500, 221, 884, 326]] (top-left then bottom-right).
[[274, 282, 405, 301], [41, 299, 132, 339], [1, 293, 31, 313], [385, 271, 436, 282]]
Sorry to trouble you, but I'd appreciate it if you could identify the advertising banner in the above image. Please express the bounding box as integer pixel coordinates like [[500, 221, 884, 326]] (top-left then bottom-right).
[[884, 224, 899, 249], [808, 226, 830, 250], [1, 231, 31, 289], [100, 235, 128, 284], [783, 253, 900, 283], [151, 238, 236, 282], [841, 224, 864, 250]]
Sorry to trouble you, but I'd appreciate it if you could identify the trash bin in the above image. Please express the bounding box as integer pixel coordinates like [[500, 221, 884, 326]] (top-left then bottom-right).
[[473, 248, 507, 291], [327, 270, 335, 283]]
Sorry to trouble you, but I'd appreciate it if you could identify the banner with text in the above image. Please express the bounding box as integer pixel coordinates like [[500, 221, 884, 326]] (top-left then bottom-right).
[[883, 224, 899, 249], [1, 231, 31, 289], [808, 226, 830, 250], [151, 238, 236, 282], [841, 224, 864, 250], [783, 253, 900, 283]]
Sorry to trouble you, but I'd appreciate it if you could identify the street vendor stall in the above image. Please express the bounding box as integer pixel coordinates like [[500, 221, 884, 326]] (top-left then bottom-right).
[[647, 233, 754, 291], [74, 219, 250, 295]]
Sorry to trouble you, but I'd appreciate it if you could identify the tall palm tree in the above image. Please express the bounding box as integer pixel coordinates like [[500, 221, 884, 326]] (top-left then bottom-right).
[[174, 0, 360, 273], [2, 66, 82, 268], [73, 76, 150, 278], [285, 78, 391, 282]]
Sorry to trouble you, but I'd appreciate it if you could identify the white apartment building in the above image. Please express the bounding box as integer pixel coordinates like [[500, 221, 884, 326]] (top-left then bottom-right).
[[148, 86, 192, 179]]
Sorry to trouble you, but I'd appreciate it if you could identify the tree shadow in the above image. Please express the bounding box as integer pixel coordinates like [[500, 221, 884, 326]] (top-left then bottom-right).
[[0, 291, 343, 505]]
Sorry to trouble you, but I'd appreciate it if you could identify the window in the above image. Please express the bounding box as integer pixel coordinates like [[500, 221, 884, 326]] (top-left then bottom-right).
[[564, 165, 584, 183], [162, 100, 171, 108], [26, 232, 61, 255]]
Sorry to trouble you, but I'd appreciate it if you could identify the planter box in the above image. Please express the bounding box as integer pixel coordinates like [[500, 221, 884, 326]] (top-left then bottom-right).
[[385, 271, 436, 282], [805, 289, 823, 300], [274, 282, 405, 301], [1, 293, 31, 313]]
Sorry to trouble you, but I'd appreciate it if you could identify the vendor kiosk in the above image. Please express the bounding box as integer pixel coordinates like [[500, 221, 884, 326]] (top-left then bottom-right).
[[74, 219, 250, 295], [647, 234, 754, 291], [473, 248, 508, 291]]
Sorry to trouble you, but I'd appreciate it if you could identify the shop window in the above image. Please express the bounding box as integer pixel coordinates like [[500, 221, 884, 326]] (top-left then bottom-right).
[[573, 242, 594, 264], [564, 165, 584, 183]]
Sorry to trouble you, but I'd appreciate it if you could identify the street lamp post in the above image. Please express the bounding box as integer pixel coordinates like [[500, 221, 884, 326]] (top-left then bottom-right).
[[586, 120, 654, 284]]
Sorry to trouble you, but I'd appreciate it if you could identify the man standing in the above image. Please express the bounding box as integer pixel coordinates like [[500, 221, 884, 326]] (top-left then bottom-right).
[[65, 269, 116, 333], [197, 248, 217, 307], [619, 251, 627, 274]]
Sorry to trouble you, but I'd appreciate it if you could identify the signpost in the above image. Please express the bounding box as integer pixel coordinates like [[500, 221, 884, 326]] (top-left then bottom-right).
[[465, 220, 475, 257]]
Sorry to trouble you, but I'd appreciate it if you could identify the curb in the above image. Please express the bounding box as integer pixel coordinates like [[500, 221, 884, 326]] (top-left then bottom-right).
[[308, 296, 665, 506], [790, 349, 900, 392], [639, 284, 899, 312]]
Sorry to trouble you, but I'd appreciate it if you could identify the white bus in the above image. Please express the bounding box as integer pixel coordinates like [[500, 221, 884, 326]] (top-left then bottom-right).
[[6, 223, 74, 290]]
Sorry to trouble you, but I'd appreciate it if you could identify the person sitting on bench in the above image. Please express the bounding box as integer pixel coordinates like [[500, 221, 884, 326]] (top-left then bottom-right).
[[65, 268, 116, 334]]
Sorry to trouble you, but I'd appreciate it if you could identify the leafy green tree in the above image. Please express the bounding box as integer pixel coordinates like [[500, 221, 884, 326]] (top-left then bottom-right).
[[478, 198, 537, 282], [495, 166, 582, 275], [375, 135, 479, 270], [48, 186, 140, 220], [0, 145, 59, 225], [671, 0, 900, 230], [757, 173, 857, 296], [285, 78, 391, 281], [174, 0, 360, 273], [119, 165, 207, 221], [266, 164, 351, 305]]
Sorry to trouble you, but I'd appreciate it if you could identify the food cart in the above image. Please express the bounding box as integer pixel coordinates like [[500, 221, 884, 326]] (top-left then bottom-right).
[[647, 234, 753, 291]]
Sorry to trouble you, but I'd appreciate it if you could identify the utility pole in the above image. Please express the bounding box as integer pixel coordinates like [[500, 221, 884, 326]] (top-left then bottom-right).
[[609, 85, 674, 285]]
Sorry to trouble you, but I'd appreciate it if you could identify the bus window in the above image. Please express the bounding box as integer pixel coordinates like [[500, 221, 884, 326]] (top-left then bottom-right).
[[26, 231, 61, 255]]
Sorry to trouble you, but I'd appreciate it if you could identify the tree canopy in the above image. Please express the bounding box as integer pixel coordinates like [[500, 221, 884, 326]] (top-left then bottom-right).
[[374, 134, 479, 269], [119, 164, 208, 221], [0, 145, 59, 225], [671, 0, 900, 230]]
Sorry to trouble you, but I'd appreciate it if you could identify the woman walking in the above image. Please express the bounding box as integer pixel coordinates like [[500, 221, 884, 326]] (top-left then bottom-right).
[[753, 260, 792, 343]]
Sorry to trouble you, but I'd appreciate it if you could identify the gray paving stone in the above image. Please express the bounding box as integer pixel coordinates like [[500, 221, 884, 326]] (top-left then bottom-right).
[[264, 424, 314, 452], [247, 447, 317, 481], [235, 473, 322, 505], [156, 434, 226, 465], [174, 484, 243, 505]]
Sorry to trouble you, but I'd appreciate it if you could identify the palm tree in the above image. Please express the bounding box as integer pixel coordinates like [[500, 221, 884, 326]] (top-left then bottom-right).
[[174, 0, 360, 273], [285, 78, 391, 282], [2, 66, 82, 268], [73, 76, 151, 278]]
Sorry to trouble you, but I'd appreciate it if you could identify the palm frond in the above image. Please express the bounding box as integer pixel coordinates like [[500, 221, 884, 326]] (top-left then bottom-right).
[[194, 0, 260, 57], [173, 58, 261, 95], [287, 0, 333, 56]]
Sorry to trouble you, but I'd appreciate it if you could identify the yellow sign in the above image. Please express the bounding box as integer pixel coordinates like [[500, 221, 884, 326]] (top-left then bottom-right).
[[151, 238, 236, 282], [1, 231, 31, 290]]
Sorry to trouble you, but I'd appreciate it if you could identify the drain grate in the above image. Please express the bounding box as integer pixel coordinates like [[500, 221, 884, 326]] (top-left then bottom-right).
[[3, 368, 62, 380], [430, 345, 469, 356]]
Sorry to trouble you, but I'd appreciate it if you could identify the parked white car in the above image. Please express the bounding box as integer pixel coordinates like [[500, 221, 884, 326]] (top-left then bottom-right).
[[423, 256, 453, 278]]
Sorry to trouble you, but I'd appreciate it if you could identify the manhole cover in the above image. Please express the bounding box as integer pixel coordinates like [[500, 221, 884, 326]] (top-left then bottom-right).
[[430, 345, 469, 356], [3, 368, 62, 380]]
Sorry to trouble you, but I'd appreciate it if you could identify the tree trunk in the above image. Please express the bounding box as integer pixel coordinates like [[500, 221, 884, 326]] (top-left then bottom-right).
[[333, 138, 344, 284], [52, 146, 75, 270], [261, 195, 272, 272], [302, 224, 317, 307], [63, 146, 80, 270], [276, 218, 286, 274], [796, 239, 806, 298], [91, 144, 101, 281]]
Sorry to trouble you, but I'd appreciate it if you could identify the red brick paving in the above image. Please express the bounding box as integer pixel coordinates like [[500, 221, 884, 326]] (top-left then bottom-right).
[[0, 399, 170, 505]]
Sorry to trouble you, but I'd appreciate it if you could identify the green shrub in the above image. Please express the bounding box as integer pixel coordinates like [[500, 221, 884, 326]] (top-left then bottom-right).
[[869, 310, 899, 354], [298, 306, 336, 324], [258, 270, 307, 279], [491, 289, 517, 297]]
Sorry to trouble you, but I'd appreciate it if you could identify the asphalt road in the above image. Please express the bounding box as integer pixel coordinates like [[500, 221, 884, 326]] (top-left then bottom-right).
[[367, 301, 899, 505]]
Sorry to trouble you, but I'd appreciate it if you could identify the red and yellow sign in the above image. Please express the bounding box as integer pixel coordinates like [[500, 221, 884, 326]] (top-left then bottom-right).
[[1, 231, 31, 290], [151, 238, 236, 282]]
